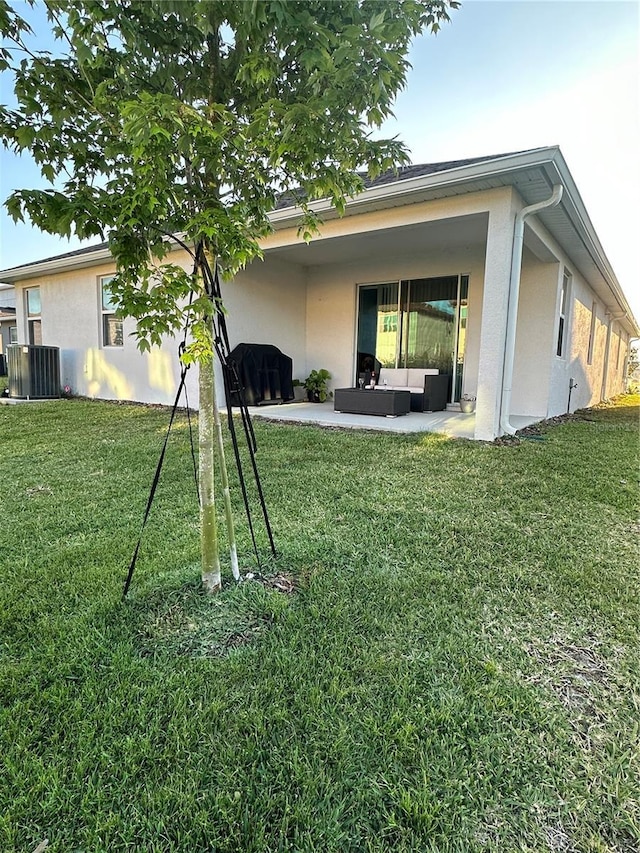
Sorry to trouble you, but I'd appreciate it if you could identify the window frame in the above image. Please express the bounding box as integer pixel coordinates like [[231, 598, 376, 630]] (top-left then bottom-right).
[[100, 275, 124, 348], [25, 286, 42, 345], [556, 269, 571, 358]]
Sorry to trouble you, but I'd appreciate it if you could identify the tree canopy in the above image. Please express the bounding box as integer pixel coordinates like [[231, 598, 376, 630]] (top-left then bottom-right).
[[1, 0, 459, 358]]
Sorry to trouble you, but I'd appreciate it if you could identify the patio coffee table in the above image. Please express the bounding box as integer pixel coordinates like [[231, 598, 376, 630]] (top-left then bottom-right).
[[334, 388, 411, 417]]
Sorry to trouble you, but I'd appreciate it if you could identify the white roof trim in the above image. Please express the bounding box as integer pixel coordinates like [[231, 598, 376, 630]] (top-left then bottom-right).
[[0, 245, 113, 282], [269, 147, 559, 224]]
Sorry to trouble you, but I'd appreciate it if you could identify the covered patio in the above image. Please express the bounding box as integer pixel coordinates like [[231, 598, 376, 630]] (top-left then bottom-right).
[[245, 401, 540, 440]]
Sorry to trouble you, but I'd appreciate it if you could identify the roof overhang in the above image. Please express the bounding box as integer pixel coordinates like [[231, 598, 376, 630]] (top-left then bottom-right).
[[0, 147, 637, 336], [270, 147, 638, 336], [0, 243, 113, 283]]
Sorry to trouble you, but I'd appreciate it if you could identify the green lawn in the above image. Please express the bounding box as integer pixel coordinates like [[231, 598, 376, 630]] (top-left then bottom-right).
[[1, 396, 638, 852]]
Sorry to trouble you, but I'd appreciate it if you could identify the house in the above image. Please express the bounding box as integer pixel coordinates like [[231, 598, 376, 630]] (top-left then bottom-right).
[[0, 146, 637, 441]]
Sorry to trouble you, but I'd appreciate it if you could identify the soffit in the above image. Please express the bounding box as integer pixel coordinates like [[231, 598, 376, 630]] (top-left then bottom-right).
[[271, 213, 489, 267]]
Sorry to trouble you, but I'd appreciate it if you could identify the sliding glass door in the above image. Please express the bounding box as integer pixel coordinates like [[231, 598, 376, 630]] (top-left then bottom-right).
[[356, 275, 469, 403]]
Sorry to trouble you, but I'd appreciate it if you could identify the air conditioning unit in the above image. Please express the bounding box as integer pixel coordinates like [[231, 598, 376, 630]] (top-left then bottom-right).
[[7, 344, 61, 399]]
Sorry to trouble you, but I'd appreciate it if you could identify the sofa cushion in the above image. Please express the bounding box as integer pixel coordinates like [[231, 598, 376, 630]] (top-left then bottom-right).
[[379, 368, 408, 386], [407, 368, 438, 386]]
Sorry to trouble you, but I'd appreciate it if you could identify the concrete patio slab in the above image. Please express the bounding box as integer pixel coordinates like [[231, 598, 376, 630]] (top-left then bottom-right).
[[245, 402, 542, 440], [245, 400, 474, 438]]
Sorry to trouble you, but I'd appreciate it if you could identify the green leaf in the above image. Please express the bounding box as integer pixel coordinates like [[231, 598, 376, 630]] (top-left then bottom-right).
[[0, 0, 460, 360]]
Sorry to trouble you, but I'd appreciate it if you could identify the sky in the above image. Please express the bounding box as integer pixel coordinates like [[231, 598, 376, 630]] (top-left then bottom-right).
[[1, 0, 639, 320]]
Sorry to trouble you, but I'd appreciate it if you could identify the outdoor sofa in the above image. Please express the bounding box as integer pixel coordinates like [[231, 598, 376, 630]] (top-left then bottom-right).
[[376, 367, 449, 412]]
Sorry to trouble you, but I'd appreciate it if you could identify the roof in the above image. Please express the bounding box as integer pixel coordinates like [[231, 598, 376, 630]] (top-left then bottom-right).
[[0, 146, 637, 335], [1, 240, 110, 273], [274, 150, 530, 209]]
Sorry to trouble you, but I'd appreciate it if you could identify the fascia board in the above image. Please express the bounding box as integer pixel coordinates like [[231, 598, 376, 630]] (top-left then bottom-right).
[[268, 147, 561, 226], [0, 235, 189, 285], [268, 144, 638, 337], [0, 245, 114, 283], [547, 156, 639, 335]]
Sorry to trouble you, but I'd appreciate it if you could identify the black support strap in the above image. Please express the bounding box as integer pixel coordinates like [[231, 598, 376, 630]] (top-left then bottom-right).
[[122, 240, 277, 598]]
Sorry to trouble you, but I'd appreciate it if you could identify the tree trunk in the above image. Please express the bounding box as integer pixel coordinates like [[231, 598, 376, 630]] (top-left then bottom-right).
[[199, 353, 221, 592], [212, 367, 240, 581]]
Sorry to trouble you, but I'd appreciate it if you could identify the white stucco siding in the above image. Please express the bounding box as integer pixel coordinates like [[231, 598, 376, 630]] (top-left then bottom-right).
[[565, 284, 608, 410], [547, 268, 627, 415], [511, 258, 559, 417], [278, 190, 505, 399], [511, 211, 629, 420], [222, 255, 307, 381], [264, 190, 501, 252], [603, 324, 628, 399], [11, 249, 308, 408], [13, 259, 196, 405], [590, 307, 609, 396], [4, 168, 635, 430]]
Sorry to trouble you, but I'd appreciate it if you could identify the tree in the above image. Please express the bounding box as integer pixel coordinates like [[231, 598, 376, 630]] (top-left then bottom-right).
[[0, 0, 459, 590]]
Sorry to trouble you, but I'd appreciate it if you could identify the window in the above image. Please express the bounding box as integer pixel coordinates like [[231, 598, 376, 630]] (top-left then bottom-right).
[[9, 326, 17, 344], [100, 276, 123, 347], [26, 287, 42, 345], [587, 301, 597, 365], [615, 329, 621, 369], [556, 270, 571, 357]]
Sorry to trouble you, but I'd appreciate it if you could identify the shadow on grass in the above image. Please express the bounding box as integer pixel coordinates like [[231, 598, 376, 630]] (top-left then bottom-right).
[[121, 569, 296, 660]]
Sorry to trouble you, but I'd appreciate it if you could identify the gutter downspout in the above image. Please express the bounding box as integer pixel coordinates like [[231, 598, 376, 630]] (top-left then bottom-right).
[[600, 310, 626, 401], [500, 185, 564, 436]]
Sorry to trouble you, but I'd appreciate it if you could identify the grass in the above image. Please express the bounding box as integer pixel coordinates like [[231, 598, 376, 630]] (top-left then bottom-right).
[[0, 395, 638, 852]]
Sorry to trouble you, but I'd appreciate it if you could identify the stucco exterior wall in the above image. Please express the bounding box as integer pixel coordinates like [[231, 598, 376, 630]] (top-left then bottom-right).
[[223, 255, 307, 382], [13, 256, 195, 405], [513, 213, 631, 420], [0, 287, 16, 356], [474, 187, 519, 441], [265, 191, 495, 251], [511, 257, 559, 417], [603, 323, 628, 399], [564, 277, 609, 411], [548, 268, 629, 416], [11, 249, 308, 408], [4, 178, 634, 437], [280, 188, 514, 402], [17, 263, 188, 403], [0, 319, 15, 355]]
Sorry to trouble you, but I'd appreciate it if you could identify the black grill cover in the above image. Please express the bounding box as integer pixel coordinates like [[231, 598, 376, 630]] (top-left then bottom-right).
[[228, 343, 294, 406]]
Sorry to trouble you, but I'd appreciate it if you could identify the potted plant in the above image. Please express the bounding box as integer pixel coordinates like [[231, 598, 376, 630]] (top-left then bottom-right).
[[292, 379, 306, 402], [460, 393, 476, 414], [303, 369, 331, 403]]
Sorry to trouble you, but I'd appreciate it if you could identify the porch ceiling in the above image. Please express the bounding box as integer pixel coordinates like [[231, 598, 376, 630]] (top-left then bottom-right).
[[266, 213, 489, 268]]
